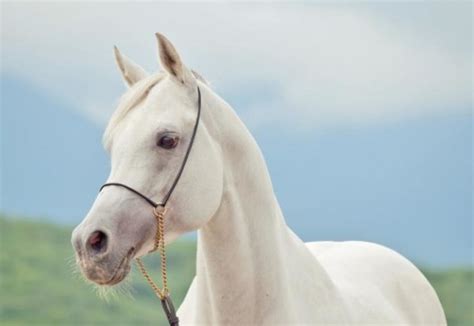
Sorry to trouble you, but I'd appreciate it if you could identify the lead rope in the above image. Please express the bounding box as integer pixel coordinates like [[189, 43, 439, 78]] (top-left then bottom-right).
[[135, 206, 179, 326]]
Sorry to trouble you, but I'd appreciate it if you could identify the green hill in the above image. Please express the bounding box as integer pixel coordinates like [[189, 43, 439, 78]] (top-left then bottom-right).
[[0, 216, 472, 325]]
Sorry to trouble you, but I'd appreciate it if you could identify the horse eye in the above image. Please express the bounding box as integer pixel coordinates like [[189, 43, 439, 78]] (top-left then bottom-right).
[[157, 135, 179, 149]]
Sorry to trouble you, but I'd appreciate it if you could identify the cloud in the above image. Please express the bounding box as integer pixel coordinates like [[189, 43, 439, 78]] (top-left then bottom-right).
[[1, 2, 471, 130]]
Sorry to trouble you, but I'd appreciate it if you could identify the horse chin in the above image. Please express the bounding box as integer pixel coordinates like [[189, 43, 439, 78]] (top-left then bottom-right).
[[81, 247, 135, 286], [97, 261, 131, 286]]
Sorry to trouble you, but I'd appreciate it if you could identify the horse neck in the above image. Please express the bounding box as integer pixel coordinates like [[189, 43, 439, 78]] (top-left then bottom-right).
[[193, 87, 335, 323]]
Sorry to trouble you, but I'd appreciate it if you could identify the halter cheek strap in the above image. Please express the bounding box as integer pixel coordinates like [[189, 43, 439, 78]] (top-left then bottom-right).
[[98, 86, 202, 326]]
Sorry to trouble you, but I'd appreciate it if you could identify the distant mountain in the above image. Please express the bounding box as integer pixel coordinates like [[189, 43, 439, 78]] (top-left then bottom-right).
[[1, 74, 109, 223]]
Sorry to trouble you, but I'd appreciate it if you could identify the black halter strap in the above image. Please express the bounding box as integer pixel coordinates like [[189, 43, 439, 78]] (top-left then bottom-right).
[[99, 85, 202, 209]]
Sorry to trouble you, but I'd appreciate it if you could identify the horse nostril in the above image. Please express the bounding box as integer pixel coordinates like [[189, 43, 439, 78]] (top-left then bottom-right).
[[87, 230, 108, 255]]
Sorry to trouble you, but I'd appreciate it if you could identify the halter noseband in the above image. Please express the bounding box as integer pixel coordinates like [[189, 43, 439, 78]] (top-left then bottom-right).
[[98, 85, 202, 326]]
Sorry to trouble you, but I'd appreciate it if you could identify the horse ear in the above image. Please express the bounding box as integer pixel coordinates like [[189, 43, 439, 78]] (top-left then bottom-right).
[[113, 46, 149, 87], [155, 33, 194, 86]]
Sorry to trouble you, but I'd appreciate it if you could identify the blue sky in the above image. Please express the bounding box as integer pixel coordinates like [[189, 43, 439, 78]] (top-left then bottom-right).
[[1, 2, 472, 267]]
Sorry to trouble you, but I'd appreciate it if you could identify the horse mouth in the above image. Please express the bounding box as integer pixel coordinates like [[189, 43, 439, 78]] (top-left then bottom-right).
[[95, 247, 135, 286]]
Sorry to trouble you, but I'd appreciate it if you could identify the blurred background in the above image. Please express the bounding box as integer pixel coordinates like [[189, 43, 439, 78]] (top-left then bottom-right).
[[1, 2, 472, 325]]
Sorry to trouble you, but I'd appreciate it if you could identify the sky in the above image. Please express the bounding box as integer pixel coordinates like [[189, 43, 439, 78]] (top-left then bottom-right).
[[1, 2, 472, 267]]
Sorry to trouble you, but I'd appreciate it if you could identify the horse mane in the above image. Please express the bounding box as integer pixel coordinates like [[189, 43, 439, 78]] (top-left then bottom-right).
[[103, 73, 166, 150]]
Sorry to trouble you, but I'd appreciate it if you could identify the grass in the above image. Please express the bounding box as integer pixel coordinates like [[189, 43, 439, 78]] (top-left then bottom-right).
[[0, 216, 472, 325]]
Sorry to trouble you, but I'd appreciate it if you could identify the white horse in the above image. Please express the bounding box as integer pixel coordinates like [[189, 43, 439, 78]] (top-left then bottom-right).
[[72, 33, 446, 325]]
